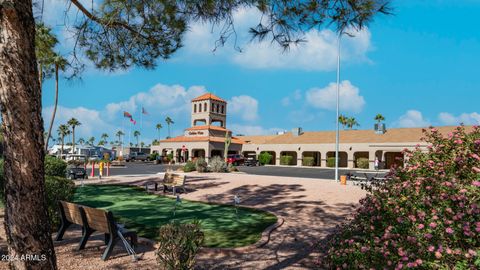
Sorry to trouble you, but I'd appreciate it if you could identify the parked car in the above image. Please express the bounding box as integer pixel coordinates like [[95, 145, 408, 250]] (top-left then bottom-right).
[[227, 154, 245, 166], [244, 154, 259, 166], [66, 164, 88, 180], [125, 152, 148, 162]]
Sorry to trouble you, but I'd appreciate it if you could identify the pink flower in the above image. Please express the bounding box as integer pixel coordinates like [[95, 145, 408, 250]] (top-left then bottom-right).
[[454, 139, 463, 144], [428, 246, 435, 252], [473, 181, 480, 187], [429, 222, 437, 228], [417, 224, 424, 229], [424, 233, 433, 239], [435, 251, 442, 258], [473, 168, 480, 174]]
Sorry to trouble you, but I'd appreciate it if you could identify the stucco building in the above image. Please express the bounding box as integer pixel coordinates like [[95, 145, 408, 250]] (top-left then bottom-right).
[[152, 93, 467, 170]]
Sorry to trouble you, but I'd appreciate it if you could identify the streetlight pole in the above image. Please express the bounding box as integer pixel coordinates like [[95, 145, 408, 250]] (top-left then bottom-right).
[[334, 32, 342, 182]]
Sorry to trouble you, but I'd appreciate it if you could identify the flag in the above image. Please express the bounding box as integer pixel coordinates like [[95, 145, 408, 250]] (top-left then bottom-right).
[[123, 111, 132, 118], [130, 118, 136, 125], [142, 107, 148, 115]]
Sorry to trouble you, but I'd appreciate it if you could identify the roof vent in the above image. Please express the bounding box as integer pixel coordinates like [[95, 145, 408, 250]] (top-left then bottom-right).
[[292, 127, 303, 137], [374, 123, 386, 134]]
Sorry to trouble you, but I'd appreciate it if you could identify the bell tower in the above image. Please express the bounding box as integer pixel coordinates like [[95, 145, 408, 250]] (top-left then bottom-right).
[[191, 93, 227, 128]]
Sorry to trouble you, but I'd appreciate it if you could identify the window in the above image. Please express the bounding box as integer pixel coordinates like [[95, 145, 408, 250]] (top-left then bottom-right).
[[193, 104, 197, 113], [198, 103, 202, 112], [221, 105, 224, 114], [204, 103, 207, 111]]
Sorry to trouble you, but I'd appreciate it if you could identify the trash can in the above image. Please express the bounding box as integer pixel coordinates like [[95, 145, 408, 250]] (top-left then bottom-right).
[[340, 175, 347, 185]]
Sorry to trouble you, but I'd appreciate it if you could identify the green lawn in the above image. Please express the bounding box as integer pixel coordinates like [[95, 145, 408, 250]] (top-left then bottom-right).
[[74, 185, 277, 248]]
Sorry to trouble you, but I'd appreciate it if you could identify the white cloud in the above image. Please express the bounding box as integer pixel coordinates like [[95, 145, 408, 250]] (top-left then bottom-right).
[[228, 95, 259, 122], [395, 110, 431, 128], [229, 124, 283, 136], [43, 105, 115, 139], [182, 7, 373, 71], [438, 112, 480, 126], [305, 80, 365, 113], [281, 89, 302, 106], [105, 84, 206, 120]]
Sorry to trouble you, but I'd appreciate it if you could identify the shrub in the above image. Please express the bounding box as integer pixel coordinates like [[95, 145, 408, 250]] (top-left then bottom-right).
[[258, 152, 273, 165], [183, 161, 196, 172], [167, 153, 174, 162], [195, 157, 207, 173], [45, 176, 75, 230], [320, 126, 480, 269], [302, 156, 315, 166], [356, 157, 369, 169], [155, 221, 204, 270], [326, 157, 337, 167], [227, 163, 238, 172], [149, 152, 159, 161], [45, 155, 67, 177], [280, 155, 294, 165], [209, 156, 227, 172]]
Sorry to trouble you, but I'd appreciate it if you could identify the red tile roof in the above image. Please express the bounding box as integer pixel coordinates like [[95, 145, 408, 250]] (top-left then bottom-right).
[[191, 93, 226, 102], [160, 136, 244, 144], [185, 125, 227, 131]]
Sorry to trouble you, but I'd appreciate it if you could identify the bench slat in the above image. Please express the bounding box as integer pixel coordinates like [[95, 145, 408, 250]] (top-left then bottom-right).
[[60, 201, 84, 225], [82, 206, 110, 233]]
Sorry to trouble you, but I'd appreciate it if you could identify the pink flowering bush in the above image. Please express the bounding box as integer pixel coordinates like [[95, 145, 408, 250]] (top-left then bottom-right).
[[320, 126, 480, 269]]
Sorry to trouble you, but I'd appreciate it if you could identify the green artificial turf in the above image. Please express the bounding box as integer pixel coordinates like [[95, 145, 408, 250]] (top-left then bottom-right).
[[74, 185, 277, 248]]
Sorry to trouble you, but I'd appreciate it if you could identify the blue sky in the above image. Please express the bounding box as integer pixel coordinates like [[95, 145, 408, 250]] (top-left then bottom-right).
[[41, 1, 480, 145]]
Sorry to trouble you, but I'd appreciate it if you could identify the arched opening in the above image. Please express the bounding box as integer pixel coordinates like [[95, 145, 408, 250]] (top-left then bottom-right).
[[176, 148, 188, 163], [198, 103, 202, 112], [192, 149, 205, 160], [193, 104, 197, 113], [194, 119, 207, 126], [211, 149, 223, 159], [221, 105, 224, 114], [354, 152, 369, 169], [280, 151, 297, 166], [385, 152, 404, 169], [211, 119, 224, 127], [302, 151, 321, 166], [204, 102, 207, 111], [326, 151, 348, 167], [259, 151, 276, 165]]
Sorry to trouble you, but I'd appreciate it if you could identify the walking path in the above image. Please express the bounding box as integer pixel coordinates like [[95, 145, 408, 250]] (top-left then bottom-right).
[[0, 172, 366, 269]]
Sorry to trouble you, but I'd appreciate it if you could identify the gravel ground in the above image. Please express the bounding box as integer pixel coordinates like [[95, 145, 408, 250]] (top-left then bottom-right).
[[0, 172, 366, 269]]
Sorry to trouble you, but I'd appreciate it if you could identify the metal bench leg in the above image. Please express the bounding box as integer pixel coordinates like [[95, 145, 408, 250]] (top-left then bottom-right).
[[104, 233, 110, 245], [78, 228, 94, 251], [55, 221, 71, 241], [155, 183, 158, 191], [102, 235, 118, 260], [173, 186, 176, 196]]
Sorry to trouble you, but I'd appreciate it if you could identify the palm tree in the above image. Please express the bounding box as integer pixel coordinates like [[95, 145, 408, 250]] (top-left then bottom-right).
[[77, 138, 85, 145], [338, 114, 348, 129], [155, 123, 163, 141], [140, 142, 145, 148], [346, 117, 360, 130], [101, 133, 109, 145], [133, 130, 141, 147], [44, 54, 68, 151], [374, 113, 385, 123], [165, 117, 174, 138], [98, 140, 106, 146], [88, 136, 95, 146], [57, 124, 70, 158], [67, 118, 81, 155], [115, 130, 125, 145]]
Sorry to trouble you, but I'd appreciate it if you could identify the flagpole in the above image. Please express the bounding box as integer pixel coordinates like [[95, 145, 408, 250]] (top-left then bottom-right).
[[121, 116, 125, 157], [128, 120, 132, 148]]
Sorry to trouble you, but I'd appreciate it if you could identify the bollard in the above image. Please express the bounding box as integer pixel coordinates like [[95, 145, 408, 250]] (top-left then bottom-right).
[[340, 175, 347, 185], [106, 162, 110, 176], [91, 162, 95, 177]]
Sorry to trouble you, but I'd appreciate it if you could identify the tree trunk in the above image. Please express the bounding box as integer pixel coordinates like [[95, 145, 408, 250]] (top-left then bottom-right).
[[45, 64, 58, 151], [0, 1, 58, 269], [60, 137, 64, 159], [71, 127, 75, 155]]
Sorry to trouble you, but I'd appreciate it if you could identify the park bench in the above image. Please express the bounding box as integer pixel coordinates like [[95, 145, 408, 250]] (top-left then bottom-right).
[[144, 172, 187, 195], [56, 201, 137, 260]]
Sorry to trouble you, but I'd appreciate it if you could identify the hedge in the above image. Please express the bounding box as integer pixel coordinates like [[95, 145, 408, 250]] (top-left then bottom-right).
[[302, 156, 315, 166], [280, 155, 294, 165], [356, 157, 369, 169]]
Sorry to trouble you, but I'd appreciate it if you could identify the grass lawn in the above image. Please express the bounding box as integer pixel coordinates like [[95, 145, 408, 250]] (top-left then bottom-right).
[[74, 185, 277, 248]]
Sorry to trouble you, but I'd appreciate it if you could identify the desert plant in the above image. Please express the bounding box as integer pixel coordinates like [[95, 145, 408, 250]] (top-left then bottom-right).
[[45, 155, 68, 177], [258, 152, 273, 165], [227, 163, 239, 172], [183, 161, 196, 172], [155, 220, 204, 270], [195, 157, 207, 173], [327, 157, 337, 168], [320, 126, 480, 269], [356, 157, 369, 169], [209, 156, 227, 172], [149, 152, 159, 161], [302, 156, 315, 166], [280, 155, 294, 165], [45, 176, 75, 229], [167, 153, 174, 162]]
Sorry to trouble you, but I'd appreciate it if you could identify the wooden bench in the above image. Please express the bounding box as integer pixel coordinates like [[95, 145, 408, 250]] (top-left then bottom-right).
[[144, 173, 186, 195], [56, 201, 137, 260]]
